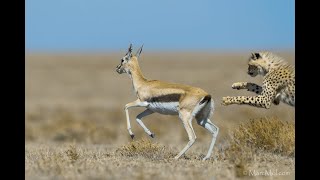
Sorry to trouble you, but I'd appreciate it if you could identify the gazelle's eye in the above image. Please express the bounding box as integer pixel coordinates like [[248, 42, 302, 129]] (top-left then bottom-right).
[[121, 59, 124, 63]]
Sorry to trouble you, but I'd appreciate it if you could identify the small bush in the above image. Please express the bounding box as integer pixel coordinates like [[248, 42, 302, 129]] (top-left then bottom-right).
[[65, 145, 80, 162], [219, 117, 295, 177], [115, 138, 174, 160], [225, 116, 295, 160]]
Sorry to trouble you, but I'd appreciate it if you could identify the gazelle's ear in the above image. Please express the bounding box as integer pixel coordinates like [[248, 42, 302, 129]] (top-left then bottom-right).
[[135, 44, 143, 58]]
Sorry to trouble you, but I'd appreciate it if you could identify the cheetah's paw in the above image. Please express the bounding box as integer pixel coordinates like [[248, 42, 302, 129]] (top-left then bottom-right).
[[231, 82, 247, 90], [221, 96, 232, 106]]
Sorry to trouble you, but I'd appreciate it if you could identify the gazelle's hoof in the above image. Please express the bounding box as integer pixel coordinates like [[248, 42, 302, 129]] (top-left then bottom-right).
[[130, 134, 135, 139], [202, 157, 209, 161], [150, 133, 155, 138]]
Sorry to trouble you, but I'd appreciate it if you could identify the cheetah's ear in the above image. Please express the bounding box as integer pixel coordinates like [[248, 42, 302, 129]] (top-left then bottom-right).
[[251, 52, 261, 60]]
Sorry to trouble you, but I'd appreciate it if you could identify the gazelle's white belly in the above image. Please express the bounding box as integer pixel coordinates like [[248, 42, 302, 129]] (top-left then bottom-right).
[[147, 102, 179, 115]]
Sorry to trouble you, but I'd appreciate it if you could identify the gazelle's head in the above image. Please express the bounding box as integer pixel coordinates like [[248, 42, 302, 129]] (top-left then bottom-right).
[[116, 43, 143, 74]]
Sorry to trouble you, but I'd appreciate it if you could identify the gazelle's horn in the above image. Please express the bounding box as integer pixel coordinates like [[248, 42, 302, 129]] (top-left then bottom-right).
[[128, 43, 133, 53], [135, 44, 144, 58]]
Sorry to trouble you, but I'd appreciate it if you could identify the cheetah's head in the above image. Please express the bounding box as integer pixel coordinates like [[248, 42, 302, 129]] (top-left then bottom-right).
[[247, 52, 268, 77]]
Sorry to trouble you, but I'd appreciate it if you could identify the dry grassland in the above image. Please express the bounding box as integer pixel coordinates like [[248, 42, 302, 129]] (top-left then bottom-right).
[[26, 51, 295, 179]]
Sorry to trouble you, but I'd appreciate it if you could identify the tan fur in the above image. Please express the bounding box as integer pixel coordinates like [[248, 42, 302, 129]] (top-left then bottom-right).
[[116, 45, 218, 160], [127, 56, 209, 111]]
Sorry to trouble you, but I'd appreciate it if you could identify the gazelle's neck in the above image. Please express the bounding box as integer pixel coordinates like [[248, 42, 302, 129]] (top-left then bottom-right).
[[129, 59, 147, 94]]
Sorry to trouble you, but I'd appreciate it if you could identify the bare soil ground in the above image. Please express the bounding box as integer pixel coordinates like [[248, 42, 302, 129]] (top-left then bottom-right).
[[26, 51, 295, 179]]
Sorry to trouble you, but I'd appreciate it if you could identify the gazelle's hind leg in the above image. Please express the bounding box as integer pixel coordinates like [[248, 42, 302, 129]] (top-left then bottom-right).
[[174, 109, 196, 160], [195, 99, 219, 161], [196, 118, 219, 161], [136, 109, 155, 138]]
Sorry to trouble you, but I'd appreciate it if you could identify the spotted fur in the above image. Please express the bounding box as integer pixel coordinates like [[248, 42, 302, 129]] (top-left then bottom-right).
[[222, 52, 295, 108]]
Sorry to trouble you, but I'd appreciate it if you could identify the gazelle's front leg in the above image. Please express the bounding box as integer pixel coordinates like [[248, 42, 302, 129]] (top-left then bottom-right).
[[136, 109, 155, 138], [124, 99, 149, 139], [232, 82, 262, 94]]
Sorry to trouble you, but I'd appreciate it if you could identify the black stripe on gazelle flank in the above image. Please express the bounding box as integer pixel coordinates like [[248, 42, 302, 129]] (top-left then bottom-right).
[[147, 94, 181, 103], [199, 95, 211, 105]]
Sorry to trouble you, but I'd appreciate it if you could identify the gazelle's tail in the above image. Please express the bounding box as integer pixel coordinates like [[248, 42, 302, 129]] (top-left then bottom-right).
[[196, 95, 214, 120]]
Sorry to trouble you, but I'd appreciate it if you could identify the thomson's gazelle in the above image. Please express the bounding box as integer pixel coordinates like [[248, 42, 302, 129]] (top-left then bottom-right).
[[116, 44, 219, 160]]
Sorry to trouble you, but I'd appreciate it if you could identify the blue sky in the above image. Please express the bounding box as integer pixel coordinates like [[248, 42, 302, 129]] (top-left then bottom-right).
[[26, 0, 294, 52]]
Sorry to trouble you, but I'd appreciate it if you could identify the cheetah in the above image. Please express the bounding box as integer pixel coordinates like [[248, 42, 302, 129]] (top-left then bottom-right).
[[222, 52, 295, 109]]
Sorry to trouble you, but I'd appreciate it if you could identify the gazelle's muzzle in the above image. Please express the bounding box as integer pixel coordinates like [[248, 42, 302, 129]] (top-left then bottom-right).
[[116, 64, 121, 74], [116, 64, 124, 74]]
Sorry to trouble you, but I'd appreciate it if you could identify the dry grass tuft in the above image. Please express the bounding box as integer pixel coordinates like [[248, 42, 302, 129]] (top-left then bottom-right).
[[218, 117, 295, 177], [65, 144, 80, 162], [115, 138, 174, 160], [229, 116, 295, 157]]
